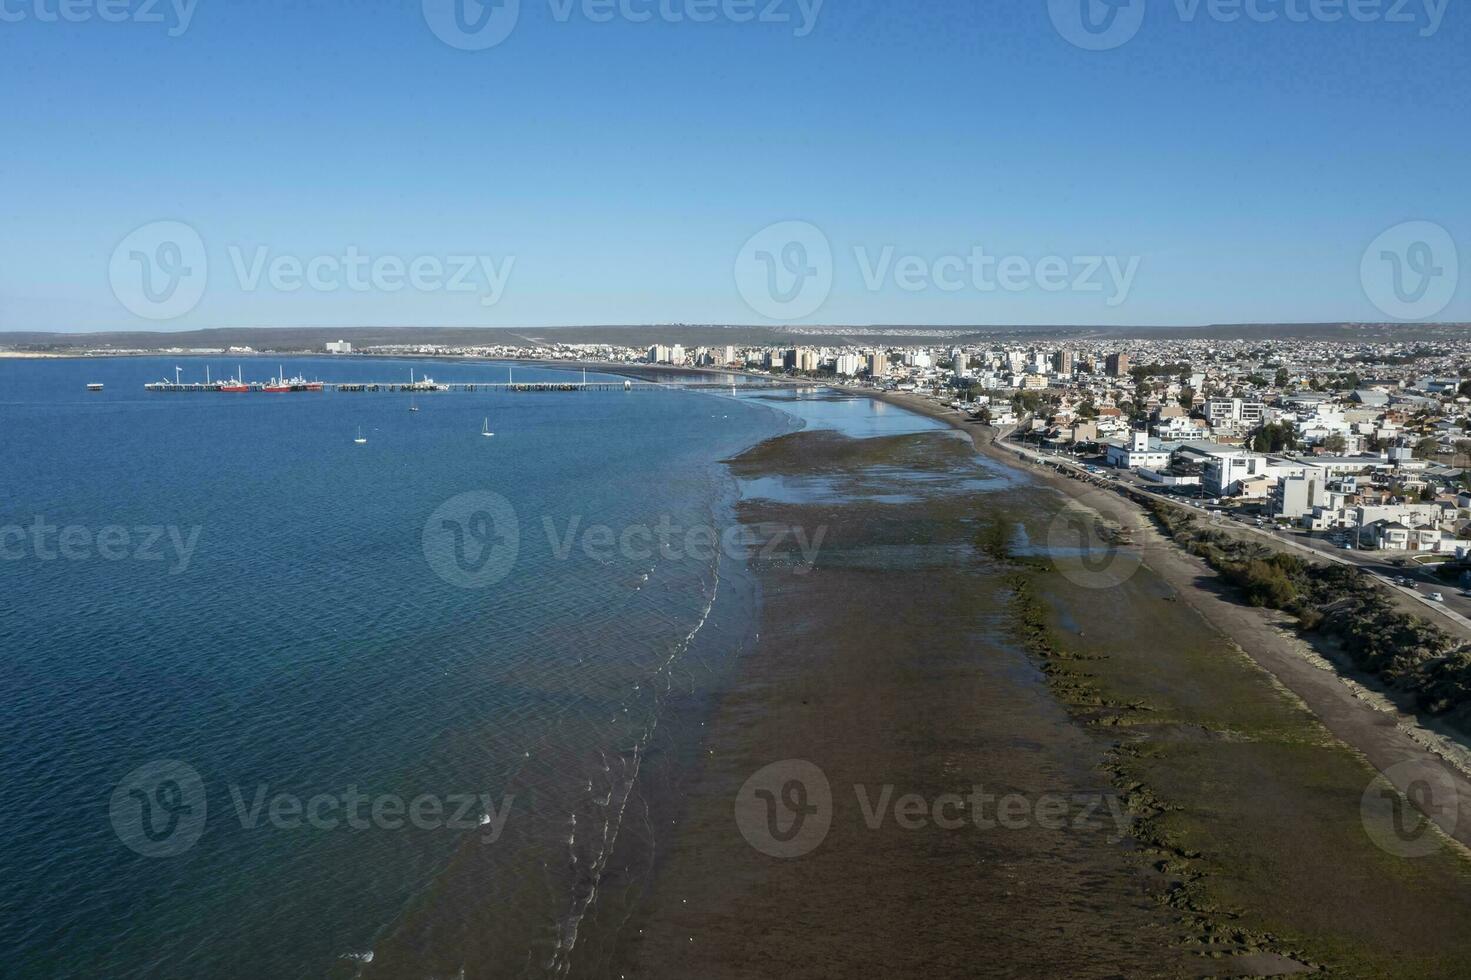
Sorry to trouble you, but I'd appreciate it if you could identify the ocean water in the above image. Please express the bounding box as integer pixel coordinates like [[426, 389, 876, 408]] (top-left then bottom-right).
[[0, 356, 939, 979]]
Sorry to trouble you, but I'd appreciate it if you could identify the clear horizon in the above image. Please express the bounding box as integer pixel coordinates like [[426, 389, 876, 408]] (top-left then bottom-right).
[[2, 0, 1467, 331]]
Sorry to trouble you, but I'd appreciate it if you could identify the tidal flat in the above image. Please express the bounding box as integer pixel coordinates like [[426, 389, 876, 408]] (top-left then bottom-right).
[[623, 424, 1471, 979]]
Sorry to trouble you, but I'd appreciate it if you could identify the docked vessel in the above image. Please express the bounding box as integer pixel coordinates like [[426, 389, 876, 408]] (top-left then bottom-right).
[[263, 366, 325, 393]]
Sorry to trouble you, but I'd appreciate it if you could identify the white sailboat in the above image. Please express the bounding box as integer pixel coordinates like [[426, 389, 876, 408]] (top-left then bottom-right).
[[354, 425, 367, 444], [481, 417, 494, 438]]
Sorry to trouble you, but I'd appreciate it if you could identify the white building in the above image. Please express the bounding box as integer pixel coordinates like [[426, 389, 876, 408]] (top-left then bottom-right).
[[1205, 398, 1266, 431], [1203, 452, 1270, 497], [325, 340, 353, 354], [1272, 472, 1328, 522], [1104, 431, 1172, 470]]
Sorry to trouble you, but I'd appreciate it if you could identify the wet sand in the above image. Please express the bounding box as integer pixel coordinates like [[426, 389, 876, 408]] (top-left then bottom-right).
[[874, 391, 1471, 852], [621, 407, 1471, 978]]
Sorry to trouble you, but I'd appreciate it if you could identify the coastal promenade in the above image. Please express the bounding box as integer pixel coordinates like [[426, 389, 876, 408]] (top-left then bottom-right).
[[871, 389, 1471, 850]]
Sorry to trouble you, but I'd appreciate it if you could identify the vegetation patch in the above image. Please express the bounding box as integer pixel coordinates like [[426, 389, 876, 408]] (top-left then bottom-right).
[[1143, 497, 1471, 731]]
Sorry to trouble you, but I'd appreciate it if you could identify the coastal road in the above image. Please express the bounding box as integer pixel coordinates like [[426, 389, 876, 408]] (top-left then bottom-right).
[[1002, 438, 1471, 641]]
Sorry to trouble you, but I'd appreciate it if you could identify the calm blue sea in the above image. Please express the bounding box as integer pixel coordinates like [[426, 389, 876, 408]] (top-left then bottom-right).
[[0, 355, 942, 978]]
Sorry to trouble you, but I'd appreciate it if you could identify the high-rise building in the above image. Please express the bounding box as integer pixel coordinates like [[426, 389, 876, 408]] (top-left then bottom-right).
[[868, 352, 889, 377], [1105, 353, 1131, 377], [1052, 351, 1074, 375]]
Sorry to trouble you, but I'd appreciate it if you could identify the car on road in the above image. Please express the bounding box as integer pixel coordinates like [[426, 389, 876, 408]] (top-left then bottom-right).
[[1429, 592, 1446, 603]]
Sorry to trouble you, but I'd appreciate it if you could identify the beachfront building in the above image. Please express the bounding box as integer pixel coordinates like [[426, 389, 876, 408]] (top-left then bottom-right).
[[1103, 430, 1172, 470], [1357, 521, 1447, 552], [1272, 472, 1329, 522], [1203, 451, 1270, 497]]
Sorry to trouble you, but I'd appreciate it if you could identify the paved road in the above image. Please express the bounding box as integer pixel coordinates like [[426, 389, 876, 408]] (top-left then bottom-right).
[[1002, 437, 1471, 640]]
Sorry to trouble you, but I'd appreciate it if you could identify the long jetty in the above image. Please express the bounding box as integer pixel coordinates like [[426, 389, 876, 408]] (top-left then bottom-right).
[[142, 379, 795, 394]]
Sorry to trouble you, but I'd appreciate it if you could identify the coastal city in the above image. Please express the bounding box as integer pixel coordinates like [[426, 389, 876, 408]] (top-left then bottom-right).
[[289, 332, 1471, 562], [11, 0, 1471, 974]]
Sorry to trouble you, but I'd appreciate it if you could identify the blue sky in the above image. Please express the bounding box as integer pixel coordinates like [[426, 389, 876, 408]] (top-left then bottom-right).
[[1, 0, 1467, 331]]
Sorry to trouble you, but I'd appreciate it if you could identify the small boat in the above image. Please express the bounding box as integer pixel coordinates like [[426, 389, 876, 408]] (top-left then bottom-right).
[[86, 383, 104, 392], [409, 395, 419, 413], [481, 417, 494, 438], [354, 426, 367, 445]]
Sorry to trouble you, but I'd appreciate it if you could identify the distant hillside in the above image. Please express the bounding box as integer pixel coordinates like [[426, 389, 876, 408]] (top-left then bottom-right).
[[3, 321, 1467, 352]]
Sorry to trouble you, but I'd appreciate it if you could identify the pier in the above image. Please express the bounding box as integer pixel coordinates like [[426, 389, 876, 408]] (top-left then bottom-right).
[[143, 377, 797, 394]]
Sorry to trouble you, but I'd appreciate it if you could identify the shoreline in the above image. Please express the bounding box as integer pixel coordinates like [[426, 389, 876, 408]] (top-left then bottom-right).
[[869, 388, 1471, 849], [621, 391, 1471, 976]]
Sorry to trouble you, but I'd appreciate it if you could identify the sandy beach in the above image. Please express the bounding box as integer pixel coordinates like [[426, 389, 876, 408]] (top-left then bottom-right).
[[615, 391, 1471, 978], [874, 390, 1471, 849]]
